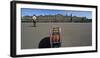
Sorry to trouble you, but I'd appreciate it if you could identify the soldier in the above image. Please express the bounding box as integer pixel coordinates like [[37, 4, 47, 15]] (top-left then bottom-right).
[[32, 15, 37, 27], [50, 27, 61, 48]]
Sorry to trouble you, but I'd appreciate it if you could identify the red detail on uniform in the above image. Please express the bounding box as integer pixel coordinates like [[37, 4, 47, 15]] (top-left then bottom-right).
[[52, 35, 60, 42]]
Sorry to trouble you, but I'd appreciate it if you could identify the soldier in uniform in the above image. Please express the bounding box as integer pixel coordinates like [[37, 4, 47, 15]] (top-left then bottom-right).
[[32, 15, 37, 27], [50, 27, 61, 48]]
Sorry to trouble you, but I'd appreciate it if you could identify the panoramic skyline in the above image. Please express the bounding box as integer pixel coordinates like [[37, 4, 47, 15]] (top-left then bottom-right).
[[21, 8, 92, 19]]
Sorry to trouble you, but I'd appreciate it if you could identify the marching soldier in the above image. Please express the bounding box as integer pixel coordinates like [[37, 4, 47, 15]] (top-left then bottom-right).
[[32, 15, 37, 27]]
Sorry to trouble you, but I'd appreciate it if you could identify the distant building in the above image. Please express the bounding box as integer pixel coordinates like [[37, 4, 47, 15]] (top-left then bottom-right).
[[21, 14, 91, 23], [21, 16, 32, 22]]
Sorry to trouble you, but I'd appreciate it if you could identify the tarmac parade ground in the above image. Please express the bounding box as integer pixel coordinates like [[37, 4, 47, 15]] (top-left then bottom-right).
[[21, 22, 92, 49]]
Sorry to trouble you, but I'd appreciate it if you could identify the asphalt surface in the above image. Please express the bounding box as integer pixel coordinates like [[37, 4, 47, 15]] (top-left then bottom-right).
[[21, 22, 92, 49]]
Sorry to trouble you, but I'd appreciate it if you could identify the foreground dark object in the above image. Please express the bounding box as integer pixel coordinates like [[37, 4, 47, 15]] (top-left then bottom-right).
[[39, 37, 51, 48], [39, 37, 61, 48]]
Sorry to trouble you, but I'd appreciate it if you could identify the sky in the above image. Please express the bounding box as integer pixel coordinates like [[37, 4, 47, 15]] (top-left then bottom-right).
[[21, 8, 92, 19]]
